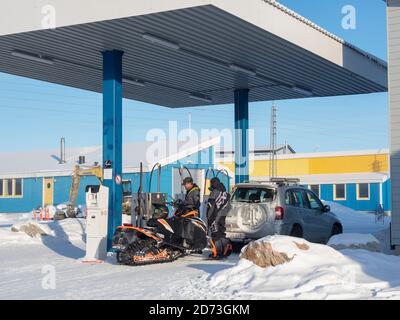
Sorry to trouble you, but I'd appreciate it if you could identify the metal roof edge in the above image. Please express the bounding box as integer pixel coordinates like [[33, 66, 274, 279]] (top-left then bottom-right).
[[252, 172, 390, 184], [263, 0, 387, 70], [215, 148, 390, 162]]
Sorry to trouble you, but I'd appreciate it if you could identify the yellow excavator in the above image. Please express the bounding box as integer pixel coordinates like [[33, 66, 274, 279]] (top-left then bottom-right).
[[66, 164, 132, 218], [66, 165, 103, 218]]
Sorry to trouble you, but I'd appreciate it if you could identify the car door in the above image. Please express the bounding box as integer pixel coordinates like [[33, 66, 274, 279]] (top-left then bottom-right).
[[302, 190, 330, 243], [289, 189, 317, 242], [283, 188, 302, 227]]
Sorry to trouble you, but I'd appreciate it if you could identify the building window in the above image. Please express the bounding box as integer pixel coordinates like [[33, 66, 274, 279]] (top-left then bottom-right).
[[15, 179, 22, 196], [334, 184, 346, 200], [309, 184, 320, 198], [5, 179, 12, 196], [357, 183, 370, 200], [1, 178, 23, 198]]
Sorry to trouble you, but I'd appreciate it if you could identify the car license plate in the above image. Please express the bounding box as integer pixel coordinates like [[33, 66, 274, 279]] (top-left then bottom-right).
[[226, 232, 245, 239]]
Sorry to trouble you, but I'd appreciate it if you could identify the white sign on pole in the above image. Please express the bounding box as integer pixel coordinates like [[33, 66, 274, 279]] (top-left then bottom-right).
[[104, 169, 113, 180]]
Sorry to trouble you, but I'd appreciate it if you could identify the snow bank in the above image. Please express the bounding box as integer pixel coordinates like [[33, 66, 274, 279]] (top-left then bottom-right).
[[0, 213, 42, 246], [11, 222, 49, 238], [0, 212, 32, 223], [323, 201, 392, 253], [0, 214, 86, 247], [182, 235, 400, 300], [323, 201, 389, 234], [328, 234, 380, 252], [41, 218, 86, 243], [0, 227, 41, 246]]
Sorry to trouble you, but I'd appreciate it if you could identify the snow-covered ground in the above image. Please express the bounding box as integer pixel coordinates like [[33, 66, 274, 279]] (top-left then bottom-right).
[[0, 213, 237, 300], [184, 235, 400, 300], [323, 201, 392, 254], [323, 201, 390, 235], [0, 203, 398, 300]]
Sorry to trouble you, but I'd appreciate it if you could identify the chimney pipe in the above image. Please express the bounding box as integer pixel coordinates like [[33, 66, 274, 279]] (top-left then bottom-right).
[[60, 138, 66, 164]]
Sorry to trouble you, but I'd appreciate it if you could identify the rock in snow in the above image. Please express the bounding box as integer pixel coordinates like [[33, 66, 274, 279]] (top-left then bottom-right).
[[11, 222, 48, 238], [239, 238, 310, 268], [240, 241, 293, 268]]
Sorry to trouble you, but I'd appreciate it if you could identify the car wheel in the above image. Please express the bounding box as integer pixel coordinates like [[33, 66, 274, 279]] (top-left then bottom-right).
[[290, 224, 303, 238], [331, 224, 343, 236]]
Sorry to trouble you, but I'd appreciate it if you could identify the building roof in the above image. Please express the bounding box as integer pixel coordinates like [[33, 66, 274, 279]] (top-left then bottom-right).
[[216, 144, 296, 155], [216, 148, 389, 162], [251, 173, 390, 184], [0, 137, 220, 178], [0, 0, 387, 108]]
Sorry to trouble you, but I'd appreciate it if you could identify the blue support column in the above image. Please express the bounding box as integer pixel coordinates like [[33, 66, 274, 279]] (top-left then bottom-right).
[[102, 50, 124, 250], [234, 89, 249, 184]]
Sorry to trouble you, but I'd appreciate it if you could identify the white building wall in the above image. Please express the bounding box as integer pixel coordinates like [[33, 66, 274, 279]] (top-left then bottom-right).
[[388, 0, 400, 245]]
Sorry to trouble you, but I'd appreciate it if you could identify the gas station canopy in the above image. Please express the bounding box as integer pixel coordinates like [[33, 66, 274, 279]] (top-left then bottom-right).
[[0, 0, 388, 108], [0, 0, 390, 249]]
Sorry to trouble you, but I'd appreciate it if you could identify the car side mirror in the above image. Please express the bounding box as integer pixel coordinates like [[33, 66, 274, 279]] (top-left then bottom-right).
[[322, 205, 330, 213]]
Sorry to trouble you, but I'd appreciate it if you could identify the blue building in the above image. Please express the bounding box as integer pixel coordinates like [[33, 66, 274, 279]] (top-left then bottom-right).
[[0, 137, 227, 213], [217, 149, 391, 213]]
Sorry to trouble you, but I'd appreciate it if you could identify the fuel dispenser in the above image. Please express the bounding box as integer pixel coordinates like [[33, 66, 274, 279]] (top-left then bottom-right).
[[83, 185, 109, 262], [132, 163, 168, 227]]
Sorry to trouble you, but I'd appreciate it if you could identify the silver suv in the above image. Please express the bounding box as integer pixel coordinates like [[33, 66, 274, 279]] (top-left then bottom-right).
[[225, 178, 343, 244]]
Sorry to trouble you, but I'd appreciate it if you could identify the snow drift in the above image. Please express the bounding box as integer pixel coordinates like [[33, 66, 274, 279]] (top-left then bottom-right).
[[0, 216, 86, 247], [182, 235, 400, 300], [328, 233, 380, 252]]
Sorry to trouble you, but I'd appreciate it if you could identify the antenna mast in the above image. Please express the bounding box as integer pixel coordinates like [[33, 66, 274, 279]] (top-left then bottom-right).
[[269, 104, 277, 178]]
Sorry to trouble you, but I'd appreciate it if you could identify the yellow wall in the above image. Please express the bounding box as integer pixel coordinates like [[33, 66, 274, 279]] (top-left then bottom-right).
[[221, 154, 389, 177]]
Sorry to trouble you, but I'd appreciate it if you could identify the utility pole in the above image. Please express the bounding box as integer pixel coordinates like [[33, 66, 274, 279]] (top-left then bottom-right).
[[269, 104, 277, 179]]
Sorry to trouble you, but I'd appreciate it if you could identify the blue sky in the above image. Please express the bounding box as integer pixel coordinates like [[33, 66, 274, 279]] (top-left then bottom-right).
[[0, 0, 389, 153]]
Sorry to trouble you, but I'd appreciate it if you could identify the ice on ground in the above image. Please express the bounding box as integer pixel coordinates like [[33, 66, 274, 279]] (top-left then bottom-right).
[[181, 235, 400, 300], [328, 234, 380, 252]]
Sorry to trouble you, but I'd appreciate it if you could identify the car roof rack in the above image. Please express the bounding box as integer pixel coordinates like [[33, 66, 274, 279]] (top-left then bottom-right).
[[236, 178, 301, 187], [269, 177, 301, 186]]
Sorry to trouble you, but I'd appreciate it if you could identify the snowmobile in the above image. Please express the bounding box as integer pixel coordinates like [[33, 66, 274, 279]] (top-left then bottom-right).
[[112, 200, 208, 266]]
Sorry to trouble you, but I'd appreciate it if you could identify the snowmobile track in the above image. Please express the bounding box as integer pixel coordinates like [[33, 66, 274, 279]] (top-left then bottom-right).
[[116, 238, 183, 266]]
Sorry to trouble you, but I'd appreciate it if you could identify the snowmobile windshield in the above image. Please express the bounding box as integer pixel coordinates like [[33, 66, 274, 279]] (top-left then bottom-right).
[[231, 187, 275, 203]]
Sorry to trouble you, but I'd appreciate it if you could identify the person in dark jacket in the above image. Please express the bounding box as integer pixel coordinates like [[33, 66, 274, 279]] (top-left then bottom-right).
[[206, 177, 232, 259], [176, 177, 201, 216]]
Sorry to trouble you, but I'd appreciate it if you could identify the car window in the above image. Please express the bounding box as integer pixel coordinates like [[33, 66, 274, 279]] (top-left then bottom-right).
[[305, 190, 323, 210], [285, 189, 307, 208], [232, 187, 274, 203], [293, 190, 308, 208], [285, 190, 292, 205]]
